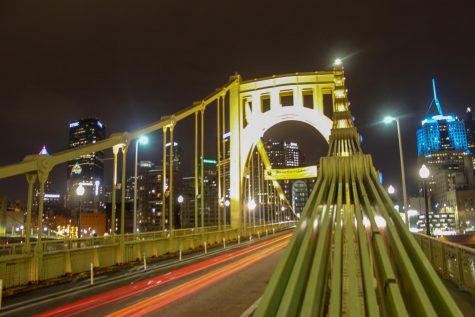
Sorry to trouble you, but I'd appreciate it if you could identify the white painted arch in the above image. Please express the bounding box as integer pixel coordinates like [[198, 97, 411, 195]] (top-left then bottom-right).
[[240, 105, 332, 173]]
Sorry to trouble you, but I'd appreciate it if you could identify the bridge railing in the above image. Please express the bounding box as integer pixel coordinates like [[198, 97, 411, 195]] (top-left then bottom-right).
[[413, 233, 475, 296], [0, 225, 240, 257]]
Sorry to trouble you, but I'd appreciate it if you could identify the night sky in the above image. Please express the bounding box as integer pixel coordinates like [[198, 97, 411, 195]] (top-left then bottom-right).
[[1, 1, 474, 200]]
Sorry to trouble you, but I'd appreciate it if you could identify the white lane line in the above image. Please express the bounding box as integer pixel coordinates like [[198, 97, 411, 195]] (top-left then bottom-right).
[[240, 297, 261, 317]]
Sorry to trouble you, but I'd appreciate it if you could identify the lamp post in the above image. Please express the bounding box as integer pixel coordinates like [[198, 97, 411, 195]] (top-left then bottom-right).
[[177, 195, 184, 228], [387, 185, 395, 195], [76, 183, 85, 237], [419, 164, 431, 235], [134, 135, 149, 234], [383, 116, 408, 222]]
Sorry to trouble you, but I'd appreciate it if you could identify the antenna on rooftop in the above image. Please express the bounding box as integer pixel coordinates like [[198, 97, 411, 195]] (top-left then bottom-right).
[[428, 78, 444, 116]]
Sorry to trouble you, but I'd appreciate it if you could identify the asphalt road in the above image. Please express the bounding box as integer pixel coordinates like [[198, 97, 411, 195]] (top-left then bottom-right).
[[1, 233, 289, 317], [133, 247, 282, 317]]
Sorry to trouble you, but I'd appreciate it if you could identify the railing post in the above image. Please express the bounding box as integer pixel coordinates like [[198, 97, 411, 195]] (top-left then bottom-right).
[[456, 248, 465, 290], [90, 262, 94, 285]]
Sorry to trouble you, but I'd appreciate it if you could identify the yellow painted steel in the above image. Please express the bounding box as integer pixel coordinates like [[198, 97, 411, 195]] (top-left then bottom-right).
[[0, 61, 468, 314], [255, 61, 462, 316]]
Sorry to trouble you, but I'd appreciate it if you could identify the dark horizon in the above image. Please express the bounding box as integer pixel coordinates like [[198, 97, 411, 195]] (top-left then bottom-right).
[[1, 1, 474, 200]]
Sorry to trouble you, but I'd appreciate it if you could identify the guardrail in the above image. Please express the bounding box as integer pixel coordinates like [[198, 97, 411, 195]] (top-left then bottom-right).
[[413, 233, 475, 296], [0, 222, 296, 290], [0, 223, 296, 258]]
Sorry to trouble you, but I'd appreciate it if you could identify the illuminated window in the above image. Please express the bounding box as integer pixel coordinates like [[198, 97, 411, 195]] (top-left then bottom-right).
[[280, 90, 293, 107], [261, 94, 271, 112], [302, 89, 313, 109]]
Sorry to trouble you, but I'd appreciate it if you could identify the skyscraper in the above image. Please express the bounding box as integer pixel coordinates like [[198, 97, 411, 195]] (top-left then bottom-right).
[[264, 139, 304, 168], [67, 118, 106, 217], [464, 107, 475, 170], [264, 139, 307, 204], [415, 79, 474, 232], [416, 79, 469, 169], [291, 180, 308, 215]]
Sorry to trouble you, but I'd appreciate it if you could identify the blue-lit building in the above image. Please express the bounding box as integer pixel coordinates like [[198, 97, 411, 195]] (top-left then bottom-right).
[[417, 115, 468, 157], [415, 79, 474, 231]]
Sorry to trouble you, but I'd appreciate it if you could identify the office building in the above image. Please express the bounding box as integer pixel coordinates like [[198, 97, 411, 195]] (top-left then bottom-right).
[[264, 139, 308, 205], [292, 180, 308, 216], [464, 107, 475, 170], [415, 79, 475, 233], [67, 118, 106, 217], [264, 139, 304, 168]]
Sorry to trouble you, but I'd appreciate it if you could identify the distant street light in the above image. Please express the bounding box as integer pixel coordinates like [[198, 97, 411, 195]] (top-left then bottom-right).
[[134, 135, 149, 234], [383, 115, 408, 223], [76, 184, 85, 196], [387, 185, 395, 195], [177, 195, 184, 229], [419, 164, 431, 235], [247, 199, 257, 211], [76, 184, 85, 237]]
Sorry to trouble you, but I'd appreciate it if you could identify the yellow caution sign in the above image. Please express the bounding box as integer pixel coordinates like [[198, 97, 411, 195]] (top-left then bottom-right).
[[264, 166, 318, 180]]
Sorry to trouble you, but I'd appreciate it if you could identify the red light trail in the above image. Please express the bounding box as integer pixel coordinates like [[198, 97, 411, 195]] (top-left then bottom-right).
[[36, 233, 290, 317], [108, 239, 288, 317]]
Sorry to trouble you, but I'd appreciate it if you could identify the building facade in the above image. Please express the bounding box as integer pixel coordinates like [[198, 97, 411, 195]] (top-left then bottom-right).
[[67, 118, 106, 220]]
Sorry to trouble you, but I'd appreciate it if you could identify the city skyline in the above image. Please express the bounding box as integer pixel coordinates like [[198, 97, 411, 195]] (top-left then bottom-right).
[[0, 3, 473, 312], [1, 2, 474, 201]]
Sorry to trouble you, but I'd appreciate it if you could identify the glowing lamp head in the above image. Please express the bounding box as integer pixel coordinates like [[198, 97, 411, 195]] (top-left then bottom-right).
[[383, 116, 396, 124], [333, 58, 342, 66], [224, 200, 230, 207], [138, 135, 149, 145], [247, 199, 257, 211], [387, 185, 395, 194], [419, 164, 430, 179], [76, 184, 85, 196], [177, 195, 184, 204]]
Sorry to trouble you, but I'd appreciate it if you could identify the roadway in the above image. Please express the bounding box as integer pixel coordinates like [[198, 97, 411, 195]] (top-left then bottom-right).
[[1, 232, 289, 317]]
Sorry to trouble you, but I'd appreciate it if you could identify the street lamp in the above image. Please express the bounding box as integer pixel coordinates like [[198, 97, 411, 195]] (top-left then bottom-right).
[[134, 135, 149, 234], [76, 184, 85, 237], [419, 164, 431, 235], [247, 199, 257, 211], [383, 115, 408, 221], [387, 185, 395, 195], [76, 183, 85, 196], [177, 195, 184, 228]]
